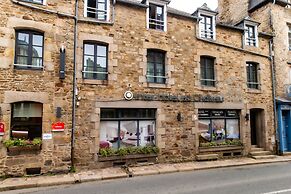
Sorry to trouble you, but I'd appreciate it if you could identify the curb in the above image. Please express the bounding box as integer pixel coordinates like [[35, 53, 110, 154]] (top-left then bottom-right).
[[0, 158, 290, 192]]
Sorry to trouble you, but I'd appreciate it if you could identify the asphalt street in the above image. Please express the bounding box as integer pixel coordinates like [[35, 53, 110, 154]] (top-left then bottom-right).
[[3, 162, 291, 194]]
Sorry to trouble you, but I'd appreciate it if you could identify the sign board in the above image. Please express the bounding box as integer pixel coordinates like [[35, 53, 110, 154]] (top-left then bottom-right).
[[0, 122, 4, 136], [43, 133, 53, 140], [52, 122, 65, 132]]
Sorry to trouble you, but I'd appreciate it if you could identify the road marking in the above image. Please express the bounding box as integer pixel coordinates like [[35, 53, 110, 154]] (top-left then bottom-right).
[[263, 189, 291, 194]]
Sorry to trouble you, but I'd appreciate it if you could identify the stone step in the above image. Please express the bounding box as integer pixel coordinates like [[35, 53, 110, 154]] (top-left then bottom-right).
[[250, 147, 264, 152], [251, 155, 277, 160], [196, 154, 219, 161], [251, 145, 259, 148], [283, 152, 291, 156], [250, 151, 272, 156]]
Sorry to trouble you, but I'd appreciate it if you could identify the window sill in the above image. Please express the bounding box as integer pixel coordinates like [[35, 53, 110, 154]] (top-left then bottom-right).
[[196, 86, 220, 92], [14, 64, 44, 71], [82, 79, 108, 85], [246, 88, 262, 94], [146, 82, 170, 89], [79, 17, 113, 25]]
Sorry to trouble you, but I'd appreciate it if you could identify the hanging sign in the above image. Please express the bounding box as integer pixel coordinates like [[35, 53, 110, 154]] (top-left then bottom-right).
[[0, 122, 4, 136], [52, 122, 65, 132]]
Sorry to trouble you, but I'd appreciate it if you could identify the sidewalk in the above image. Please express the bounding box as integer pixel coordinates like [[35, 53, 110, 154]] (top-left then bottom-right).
[[1, 155, 291, 192]]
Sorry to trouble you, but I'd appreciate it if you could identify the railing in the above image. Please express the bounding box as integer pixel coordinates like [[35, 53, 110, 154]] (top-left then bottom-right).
[[200, 29, 214, 39], [149, 18, 164, 30]]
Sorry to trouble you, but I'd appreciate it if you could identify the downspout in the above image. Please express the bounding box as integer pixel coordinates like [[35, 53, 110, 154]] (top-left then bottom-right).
[[71, 0, 78, 170], [269, 2, 279, 154]]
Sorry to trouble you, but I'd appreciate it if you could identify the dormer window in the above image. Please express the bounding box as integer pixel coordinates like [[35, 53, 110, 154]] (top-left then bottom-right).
[[245, 24, 257, 46], [196, 4, 217, 40], [149, 3, 165, 30], [200, 15, 215, 39], [85, 0, 109, 21]]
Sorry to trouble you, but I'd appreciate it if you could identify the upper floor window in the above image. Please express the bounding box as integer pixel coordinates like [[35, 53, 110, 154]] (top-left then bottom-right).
[[146, 50, 166, 84], [199, 15, 215, 40], [15, 30, 44, 69], [246, 62, 260, 89], [200, 56, 215, 87], [288, 25, 291, 51], [245, 24, 258, 47], [83, 42, 108, 80], [85, 0, 109, 21], [148, 3, 166, 31], [11, 102, 43, 140]]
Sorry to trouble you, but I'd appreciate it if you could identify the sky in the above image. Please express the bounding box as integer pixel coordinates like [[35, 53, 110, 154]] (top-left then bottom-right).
[[168, 0, 218, 14]]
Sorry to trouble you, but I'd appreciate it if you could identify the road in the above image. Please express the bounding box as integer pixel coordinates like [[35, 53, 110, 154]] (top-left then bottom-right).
[[3, 162, 291, 194]]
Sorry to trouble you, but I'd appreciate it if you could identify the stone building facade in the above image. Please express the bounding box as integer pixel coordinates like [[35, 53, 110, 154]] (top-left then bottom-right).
[[218, 0, 291, 154], [0, 0, 275, 176]]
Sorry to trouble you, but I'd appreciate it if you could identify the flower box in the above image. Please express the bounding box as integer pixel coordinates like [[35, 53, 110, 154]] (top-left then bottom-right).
[[7, 144, 41, 156], [98, 153, 158, 162]]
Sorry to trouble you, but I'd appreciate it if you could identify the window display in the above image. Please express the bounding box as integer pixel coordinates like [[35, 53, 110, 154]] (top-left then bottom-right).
[[100, 109, 156, 149], [199, 110, 240, 143]]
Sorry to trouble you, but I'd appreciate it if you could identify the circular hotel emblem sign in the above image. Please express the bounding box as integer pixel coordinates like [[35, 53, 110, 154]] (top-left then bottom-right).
[[124, 91, 133, 100]]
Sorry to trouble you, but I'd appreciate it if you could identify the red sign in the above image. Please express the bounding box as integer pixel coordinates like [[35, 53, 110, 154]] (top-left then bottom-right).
[[0, 122, 4, 136], [52, 122, 65, 132]]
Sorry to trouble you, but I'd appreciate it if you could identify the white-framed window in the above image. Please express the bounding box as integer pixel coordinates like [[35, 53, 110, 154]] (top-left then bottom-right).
[[198, 11, 216, 40], [146, 1, 167, 31], [245, 24, 258, 47], [84, 0, 110, 21], [288, 25, 291, 51]]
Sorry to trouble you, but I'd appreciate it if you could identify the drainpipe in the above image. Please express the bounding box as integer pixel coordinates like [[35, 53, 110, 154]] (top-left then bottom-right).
[[71, 0, 78, 170], [269, 4, 279, 154]]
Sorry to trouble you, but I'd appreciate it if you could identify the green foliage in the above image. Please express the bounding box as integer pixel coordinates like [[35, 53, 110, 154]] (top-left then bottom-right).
[[3, 138, 42, 148], [99, 146, 160, 157], [200, 140, 243, 147], [69, 166, 76, 173]]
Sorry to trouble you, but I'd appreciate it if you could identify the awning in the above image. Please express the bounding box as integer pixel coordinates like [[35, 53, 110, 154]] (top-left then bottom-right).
[[276, 97, 291, 105]]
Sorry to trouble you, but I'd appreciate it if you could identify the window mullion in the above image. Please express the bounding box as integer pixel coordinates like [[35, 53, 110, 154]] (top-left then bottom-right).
[[94, 44, 98, 79], [28, 32, 33, 67]]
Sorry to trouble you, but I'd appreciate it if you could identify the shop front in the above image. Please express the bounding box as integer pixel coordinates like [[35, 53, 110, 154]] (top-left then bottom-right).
[[277, 98, 291, 153]]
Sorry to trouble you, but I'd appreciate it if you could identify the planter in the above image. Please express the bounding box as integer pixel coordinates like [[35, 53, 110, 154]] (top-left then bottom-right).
[[7, 145, 41, 156], [199, 145, 243, 153], [98, 153, 158, 167]]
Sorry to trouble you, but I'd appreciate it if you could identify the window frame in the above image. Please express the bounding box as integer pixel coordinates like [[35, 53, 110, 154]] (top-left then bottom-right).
[[10, 102, 43, 141], [84, 0, 110, 21], [146, 49, 166, 84], [148, 3, 166, 31], [246, 62, 260, 89], [198, 109, 240, 143], [82, 41, 109, 80], [100, 109, 156, 149], [200, 56, 216, 87], [198, 10, 216, 40], [14, 30, 44, 70]]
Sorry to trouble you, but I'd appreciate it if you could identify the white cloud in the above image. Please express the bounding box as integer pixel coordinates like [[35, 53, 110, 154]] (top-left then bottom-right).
[[168, 0, 218, 14]]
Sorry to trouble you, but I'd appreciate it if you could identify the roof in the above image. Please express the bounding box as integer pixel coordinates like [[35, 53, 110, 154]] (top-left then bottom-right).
[[249, 0, 289, 12], [168, 7, 198, 20], [192, 3, 218, 16], [117, 0, 148, 8]]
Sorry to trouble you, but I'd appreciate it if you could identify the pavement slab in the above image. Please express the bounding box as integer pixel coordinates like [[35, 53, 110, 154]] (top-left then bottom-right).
[[1, 156, 291, 192]]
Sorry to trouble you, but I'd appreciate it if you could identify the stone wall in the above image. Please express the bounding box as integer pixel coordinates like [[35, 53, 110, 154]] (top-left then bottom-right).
[[0, 0, 276, 175], [0, 0, 75, 176]]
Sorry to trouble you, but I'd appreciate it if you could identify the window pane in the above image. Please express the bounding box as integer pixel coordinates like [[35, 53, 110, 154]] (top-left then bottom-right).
[[120, 121, 138, 148], [211, 119, 226, 142], [97, 56, 107, 68], [33, 35, 43, 46], [97, 45, 107, 57], [226, 119, 240, 139], [17, 56, 28, 65], [100, 121, 119, 149], [84, 55, 94, 68], [84, 44, 94, 55], [32, 58, 43, 67], [139, 121, 155, 147], [32, 46, 43, 57], [18, 33, 29, 45], [199, 119, 211, 141], [13, 102, 42, 118], [17, 45, 29, 56]]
